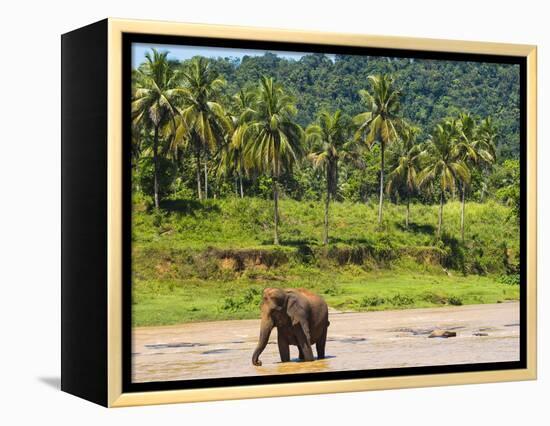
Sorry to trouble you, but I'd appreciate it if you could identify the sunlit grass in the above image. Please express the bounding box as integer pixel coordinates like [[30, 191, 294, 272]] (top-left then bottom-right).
[[133, 197, 518, 252], [131, 196, 520, 326], [133, 266, 519, 327]]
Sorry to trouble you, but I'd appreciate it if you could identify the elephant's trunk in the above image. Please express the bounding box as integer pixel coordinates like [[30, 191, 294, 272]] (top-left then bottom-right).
[[252, 317, 274, 366]]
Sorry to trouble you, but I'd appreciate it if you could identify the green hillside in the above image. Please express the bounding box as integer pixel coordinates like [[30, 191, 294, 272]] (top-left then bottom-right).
[[206, 54, 520, 159]]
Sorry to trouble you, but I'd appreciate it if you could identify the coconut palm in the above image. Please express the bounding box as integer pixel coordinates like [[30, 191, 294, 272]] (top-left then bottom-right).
[[242, 77, 304, 245], [457, 113, 478, 241], [175, 57, 231, 200], [418, 119, 471, 238], [477, 117, 497, 157], [306, 110, 354, 245], [385, 124, 422, 228], [457, 113, 495, 240], [218, 89, 257, 197], [476, 116, 498, 202], [132, 49, 182, 208], [217, 141, 245, 197], [354, 74, 402, 225]]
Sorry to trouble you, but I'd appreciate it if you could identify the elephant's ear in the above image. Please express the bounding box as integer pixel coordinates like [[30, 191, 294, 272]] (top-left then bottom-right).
[[286, 293, 306, 326]]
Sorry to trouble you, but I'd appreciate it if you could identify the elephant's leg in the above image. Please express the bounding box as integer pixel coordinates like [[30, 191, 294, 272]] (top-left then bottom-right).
[[295, 328, 314, 362], [299, 320, 312, 345], [316, 327, 327, 359], [277, 332, 290, 363], [298, 346, 304, 360]]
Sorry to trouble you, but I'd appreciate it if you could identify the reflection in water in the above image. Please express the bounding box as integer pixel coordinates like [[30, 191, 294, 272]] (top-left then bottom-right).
[[274, 358, 331, 374]]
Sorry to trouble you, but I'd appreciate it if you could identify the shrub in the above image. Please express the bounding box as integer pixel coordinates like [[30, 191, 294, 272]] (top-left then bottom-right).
[[498, 273, 520, 286], [438, 232, 465, 273], [221, 297, 242, 312], [371, 234, 397, 262], [323, 285, 343, 296], [360, 295, 385, 307], [448, 296, 463, 306], [194, 253, 221, 280], [422, 292, 448, 305], [389, 293, 415, 306], [221, 287, 262, 312], [137, 157, 177, 199], [242, 287, 261, 304]]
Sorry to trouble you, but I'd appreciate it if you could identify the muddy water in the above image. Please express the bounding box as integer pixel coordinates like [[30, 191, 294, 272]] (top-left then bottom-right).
[[132, 302, 520, 383]]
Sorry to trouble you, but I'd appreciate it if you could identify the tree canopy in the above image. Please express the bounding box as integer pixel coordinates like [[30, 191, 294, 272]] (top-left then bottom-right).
[[131, 49, 521, 244]]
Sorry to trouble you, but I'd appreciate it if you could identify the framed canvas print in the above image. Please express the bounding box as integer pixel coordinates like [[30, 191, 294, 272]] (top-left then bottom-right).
[[61, 18, 537, 407]]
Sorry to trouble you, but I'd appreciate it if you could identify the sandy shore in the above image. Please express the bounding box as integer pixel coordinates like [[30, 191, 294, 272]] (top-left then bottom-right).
[[132, 302, 520, 383]]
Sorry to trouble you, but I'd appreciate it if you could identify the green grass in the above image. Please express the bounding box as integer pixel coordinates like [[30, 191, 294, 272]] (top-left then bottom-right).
[[132, 196, 520, 327], [133, 265, 519, 327], [134, 197, 518, 258]]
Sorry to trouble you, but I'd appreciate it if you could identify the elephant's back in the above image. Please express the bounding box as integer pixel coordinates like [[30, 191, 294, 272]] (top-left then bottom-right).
[[295, 288, 329, 340]]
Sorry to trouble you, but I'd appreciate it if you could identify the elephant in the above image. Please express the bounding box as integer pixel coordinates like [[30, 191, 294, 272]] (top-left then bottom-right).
[[251, 287, 329, 366]]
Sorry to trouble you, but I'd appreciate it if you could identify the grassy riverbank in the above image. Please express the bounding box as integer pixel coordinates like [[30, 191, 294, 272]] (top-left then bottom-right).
[[132, 197, 520, 326]]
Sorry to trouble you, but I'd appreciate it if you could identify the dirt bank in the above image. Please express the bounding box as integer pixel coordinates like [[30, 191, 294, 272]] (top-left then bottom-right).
[[132, 302, 519, 383]]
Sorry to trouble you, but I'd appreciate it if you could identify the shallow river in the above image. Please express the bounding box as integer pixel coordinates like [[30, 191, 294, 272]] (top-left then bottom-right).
[[132, 302, 519, 383]]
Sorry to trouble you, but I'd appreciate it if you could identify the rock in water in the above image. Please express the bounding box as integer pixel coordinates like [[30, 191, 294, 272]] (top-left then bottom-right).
[[428, 330, 457, 338]]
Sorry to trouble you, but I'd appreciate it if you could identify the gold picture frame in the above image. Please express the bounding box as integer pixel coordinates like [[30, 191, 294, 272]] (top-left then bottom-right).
[[61, 18, 537, 407]]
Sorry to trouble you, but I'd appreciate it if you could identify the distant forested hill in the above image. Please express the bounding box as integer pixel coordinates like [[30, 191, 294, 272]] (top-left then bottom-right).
[[204, 53, 520, 160]]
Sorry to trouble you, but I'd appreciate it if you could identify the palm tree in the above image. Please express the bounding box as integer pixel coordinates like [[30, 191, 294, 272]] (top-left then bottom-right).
[[176, 57, 231, 200], [418, 119, 471, 238], [354, 74, 402, 225], [219, 89, 257, 197], [457, 113, 495, 241], [132, 49, 181, 208], [385, 124, 422, 228], [457, 113, 477, 241], [217, 141, 245, 197], [306, 111, 353, 245], [476, 116, 498, 202], [242, 77, 304, 245]]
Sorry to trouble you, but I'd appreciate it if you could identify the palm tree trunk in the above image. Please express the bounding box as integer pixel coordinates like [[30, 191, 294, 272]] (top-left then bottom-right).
[[239, 172, 244, 198], [235, 175, 239, 196], [460, 185, 466, 242], [323, 165, 331, 245], [195, 148, 202, 200], [479, 169, 486, 202], [152, 125, 160, 209], [204, 159, 208, 200], [406, 191, 410, 228], [273, 178, 280, 245], [437, 190, 444, 238], [378, 144, 385, 225], [323, 189, 330, 246]]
